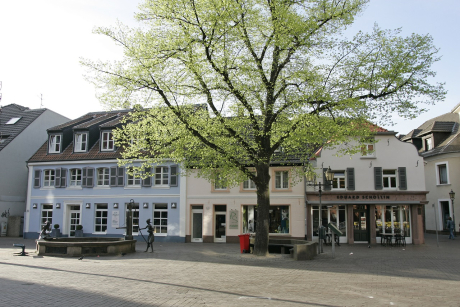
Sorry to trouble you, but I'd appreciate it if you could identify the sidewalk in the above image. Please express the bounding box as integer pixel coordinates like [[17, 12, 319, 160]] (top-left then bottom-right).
[[0, 233, 459, 306]]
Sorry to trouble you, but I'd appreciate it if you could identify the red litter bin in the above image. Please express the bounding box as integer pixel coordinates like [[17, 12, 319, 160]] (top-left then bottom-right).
[[238, 234, 250, 253]]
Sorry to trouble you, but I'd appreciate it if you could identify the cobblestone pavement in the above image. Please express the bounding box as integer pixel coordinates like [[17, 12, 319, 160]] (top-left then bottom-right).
[[0, 234, 459, 307]]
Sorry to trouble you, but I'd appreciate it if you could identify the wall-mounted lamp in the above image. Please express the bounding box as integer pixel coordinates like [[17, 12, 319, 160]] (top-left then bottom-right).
[[86, 203, 91, 209], [143, 203, 149, 208], [32, 203, 37, 209], [113, 203, 118, 209], [171, 202, 177, 209], [55, 203, 61, 209]]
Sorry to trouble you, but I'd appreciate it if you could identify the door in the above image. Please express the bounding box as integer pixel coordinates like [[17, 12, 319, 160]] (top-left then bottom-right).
[[68, 205, 81, 237], [214, 205, 227, 243], [191, 206, 203, 243], [353, 205, 369, 242]]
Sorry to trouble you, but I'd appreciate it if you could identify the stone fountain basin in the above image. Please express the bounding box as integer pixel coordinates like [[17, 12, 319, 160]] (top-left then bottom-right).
[[36, 237, 136, 257]]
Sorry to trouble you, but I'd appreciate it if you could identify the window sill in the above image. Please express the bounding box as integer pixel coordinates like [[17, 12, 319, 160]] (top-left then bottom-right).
[[272, 188, 292, 192], [93, 186, 111, 190], [436, 183, 451, 186], [152, 186, 170, 189], [360, 156, 376, 159], [125, 186, 142, 189], [212, 190, 230, 193], [66, 186, 83, 190], [40, 187, 55, 190]]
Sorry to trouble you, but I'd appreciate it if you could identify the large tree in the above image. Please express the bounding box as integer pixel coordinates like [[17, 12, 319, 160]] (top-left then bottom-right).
[[83, 0, 445, 255]]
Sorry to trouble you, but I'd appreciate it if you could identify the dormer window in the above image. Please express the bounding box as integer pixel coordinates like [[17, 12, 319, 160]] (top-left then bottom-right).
[[49, 134, 62, 153], [74, 132, 88, 152], [425, 137, 432, 151], [101, 131, 114, 151]]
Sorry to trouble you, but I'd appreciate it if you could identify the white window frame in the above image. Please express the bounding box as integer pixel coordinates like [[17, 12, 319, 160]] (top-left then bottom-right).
[[40, 204, 53, 230], [125, 203, 139, 234], [43, 170, 55, 187], [69, 168, 82, 187], [436, 161, 450, 185], [332, 171, 346, 190], [127, 168, 141, 187], [101, 131, 114, 151], [155, 166, 169, 186], [74, 132, 88, 152], [97, 168, 110, 187], [94, 203, 108, 233], [425, 137, 433, 151], [275, 171, 289, 189], [243, 177, 256, 190], [213, 173, 228, 190], [361, 143, 375, 157], [382, 169, 397, 189], [153, 203, 168, 236], [49, 134, 61, 153]]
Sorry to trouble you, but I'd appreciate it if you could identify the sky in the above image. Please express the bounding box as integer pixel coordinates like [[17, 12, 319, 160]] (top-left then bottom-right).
[[0, 0, 459, 135]]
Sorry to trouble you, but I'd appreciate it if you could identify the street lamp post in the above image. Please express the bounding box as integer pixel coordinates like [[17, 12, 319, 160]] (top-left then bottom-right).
[[449, 190, 455, 237], [307, 166, 334, 254]]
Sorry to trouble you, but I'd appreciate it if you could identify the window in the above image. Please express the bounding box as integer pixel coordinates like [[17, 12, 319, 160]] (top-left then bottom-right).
[[41, 204, 53, 229], [242, 205, 289, 234], [94, 204, 108, 233], [97, 168, 110, 186], [312, 205, 347, 237], [383, 170, 397, 189], [275, 171, 289, 189], [127, 168, 141, 186], [243, 176, 256, 190], [6, 117, 21, 125], [69, 169, 82, 186], [332, 171, 346, 190], [153, 204, 168, 234], [43, 170, 55, 187], [74, 132, 88, 152], [0, 135, 9, 144], [126, 203, 139, 233], [425, 137, 432, 151], [49, 135, 61, 153], [213, 173, 227, 190], [375, 205, 410, 237], [101, 131, 114, 151], [438, 164, 448, 184], [155, 166, 169, 186], [361, 144, 375, 157]]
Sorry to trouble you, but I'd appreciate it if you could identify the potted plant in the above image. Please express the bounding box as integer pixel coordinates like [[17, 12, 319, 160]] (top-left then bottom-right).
[[51, 224, 61, 238], [75, 225, 83, 237]]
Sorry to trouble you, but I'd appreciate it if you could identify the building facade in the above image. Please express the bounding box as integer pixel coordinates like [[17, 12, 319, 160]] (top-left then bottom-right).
[[24, 111, 186, 241], [401, 104, 460, 233], [306, 130, 427, 245], [0, 104, 69, 233]]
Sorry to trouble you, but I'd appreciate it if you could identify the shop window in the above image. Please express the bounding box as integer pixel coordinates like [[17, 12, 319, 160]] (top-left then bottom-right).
[[375, 205, 410, 237], [242, 205, 289, 234], [312, 205, 346, 237]]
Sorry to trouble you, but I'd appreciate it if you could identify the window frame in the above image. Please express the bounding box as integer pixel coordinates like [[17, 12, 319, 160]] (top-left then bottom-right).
[[69, 168, 82, 187], [382, 169, 397, 189], [212, 172, 229, 192], [74, 132, 88, 152], [96, 167, 110, 187], [155, 166, 169, 187], [331, 171, 346, 190], [94, 203, 108, 233], [101, 131, 114, 151], [40, 204, 53, 230], [48, 134, 62, 154], [153, 203, 168, 236], [425, 137, 433, 151], [274, 170, 290, 191], [436, 162, 450, 185], [127, 168, 142, 187], [125, 203, 139, 234], [43, 170, 55, 187]]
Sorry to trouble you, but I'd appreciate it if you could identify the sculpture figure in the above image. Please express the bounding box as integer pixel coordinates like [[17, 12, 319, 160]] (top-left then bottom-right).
[[141, 219, 155, 252], [39, 221, 51, 239]]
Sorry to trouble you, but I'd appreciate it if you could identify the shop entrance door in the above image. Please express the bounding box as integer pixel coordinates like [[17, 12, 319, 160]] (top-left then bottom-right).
[[68, 205, 81, 237], [191, 206, 203, 243], [214, 205, 226, 243], [353, 205, 369, 242]]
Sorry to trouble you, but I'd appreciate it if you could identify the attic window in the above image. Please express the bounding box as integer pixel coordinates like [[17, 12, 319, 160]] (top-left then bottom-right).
[[5, 117, 21, 125], [0, 135, 9, 143]]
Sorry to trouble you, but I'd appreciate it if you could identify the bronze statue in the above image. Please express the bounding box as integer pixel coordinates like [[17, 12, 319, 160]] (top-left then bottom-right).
[[39, 221, 51, 239], [141, 219, 154, 252]]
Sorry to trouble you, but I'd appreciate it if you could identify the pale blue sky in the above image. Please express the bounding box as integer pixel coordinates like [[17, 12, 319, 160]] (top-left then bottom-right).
[[0, 0, 458, 134]]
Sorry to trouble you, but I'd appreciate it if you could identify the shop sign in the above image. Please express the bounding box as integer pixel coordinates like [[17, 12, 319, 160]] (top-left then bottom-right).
[[111, 211, 119, 228], [229, 209, 238, 229], [336, 195, 390, 200]]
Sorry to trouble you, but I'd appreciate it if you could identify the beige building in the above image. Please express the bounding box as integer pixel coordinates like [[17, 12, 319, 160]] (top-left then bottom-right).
[[308, 130, 427, 245], [402, 103, 460, 233]]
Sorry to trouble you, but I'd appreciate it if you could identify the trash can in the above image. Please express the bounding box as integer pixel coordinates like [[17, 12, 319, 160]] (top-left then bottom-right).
[[238, 234, 250, 253]]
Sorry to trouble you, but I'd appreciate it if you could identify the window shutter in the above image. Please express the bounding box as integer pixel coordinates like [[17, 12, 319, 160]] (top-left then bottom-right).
[[55, 168, 62, 188], [170, 165, 178, 187], [398, 167, 407, 190], [347, 168, 355, 191], [323, 168, 331, 191], [34, 170, 41, 188], [142, 167, 152, 187], [110, 166, 117, 187], [82, 167, 88, 187], [117, 167, 125, 186], [374, 167, 383, 190], [86, 168, 94, 187], [61, 168, 67, 187]]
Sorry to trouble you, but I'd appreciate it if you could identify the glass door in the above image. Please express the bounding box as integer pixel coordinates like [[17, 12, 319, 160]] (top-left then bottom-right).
[[353, 205, 369, 242], [312, 205, 347, 243], [68, 205, 81, 237], [214, 205, 227, 243], [191, 206, 203, 243]]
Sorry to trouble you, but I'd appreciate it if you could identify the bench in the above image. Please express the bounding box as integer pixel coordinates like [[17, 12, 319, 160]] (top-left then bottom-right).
[[13, 243, 27, 256], [250, 238, 317, 260]]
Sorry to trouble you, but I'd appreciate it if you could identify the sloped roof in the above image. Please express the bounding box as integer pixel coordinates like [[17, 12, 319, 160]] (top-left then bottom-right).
[[0, 104, 46, 151]]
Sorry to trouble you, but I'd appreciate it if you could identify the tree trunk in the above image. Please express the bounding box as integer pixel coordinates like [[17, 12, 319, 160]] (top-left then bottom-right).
[[253, 162, 270, 256]]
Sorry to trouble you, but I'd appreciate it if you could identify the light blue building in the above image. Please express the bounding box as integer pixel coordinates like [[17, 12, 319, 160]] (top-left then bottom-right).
[[24, 110, 186, 242]]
